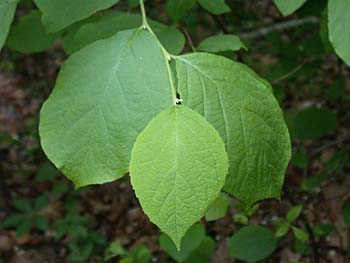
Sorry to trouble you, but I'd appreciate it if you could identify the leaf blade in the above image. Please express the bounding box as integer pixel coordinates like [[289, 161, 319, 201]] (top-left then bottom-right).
[[0, 0, 17, 51], [39, 29, 173, 187], [62, 12, 185, 55], [228, 226, 277, 262], [328, 0, 350, 65], [6, 10, 59, 53], [175, 53, 291, 206], [273, 0, 309, 16], [198, 34, 247, 53], [197, 0, 230, 15], [33, 0, 120, 32], [130, 105, 228, 248]]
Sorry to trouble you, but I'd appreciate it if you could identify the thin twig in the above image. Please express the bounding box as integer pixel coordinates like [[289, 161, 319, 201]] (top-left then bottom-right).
[[210, 14, 229, 34], [240, 17, 319, 40], [272, 58, 310, 84], [309, 136, 350, 159], [181, 27, 196, 52]]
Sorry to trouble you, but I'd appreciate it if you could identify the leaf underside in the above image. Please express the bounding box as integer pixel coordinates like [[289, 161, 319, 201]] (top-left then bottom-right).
[[130, 105, 228, 248], [175, 53, 291, 206], [39, 28, 173, 187]]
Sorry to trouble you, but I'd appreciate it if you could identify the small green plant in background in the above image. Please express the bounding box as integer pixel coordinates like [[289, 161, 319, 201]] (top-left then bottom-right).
[[233, 203, 260, 225], [275, 205, 309, 243], [160, 223, 215, 263], [2, 196, 49, 237], [228, 225, 278, 262], [53, 198, 107, 262], [104, 242, 154, 263]]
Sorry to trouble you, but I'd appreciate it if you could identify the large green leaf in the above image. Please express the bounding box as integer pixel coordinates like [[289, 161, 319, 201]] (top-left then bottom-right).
[[228, 226, 277, 262], [33, 0, 120, 32], [130, 105, 228, 248], [6, 10, 59, 54], [175, 53, 291, 206], [274, 0, 309, 16], [328, 0, 350, 65], [0, 0, 17, 51], [62, 12, 185, 55], [197, 0, 230, 15], [39, 29, 173, 187], [166, 0, 196, 22]]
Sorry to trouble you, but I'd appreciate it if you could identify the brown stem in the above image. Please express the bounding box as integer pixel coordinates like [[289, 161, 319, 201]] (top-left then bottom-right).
[[181, 27, 196, 52], [210, 14, 229, 34]]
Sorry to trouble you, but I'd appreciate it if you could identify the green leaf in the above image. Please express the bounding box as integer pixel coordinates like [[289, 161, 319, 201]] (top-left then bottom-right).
[[159, 223, 205, 262], [2, 213, 26, 228], [197, 0, 230, 15], [275, 221, 291, 237], [233, 213, 248, 225], [39, 29, 173, 187], [287, 205, 303, 222], [175, 53, 291, 206], [166, 0, 196, 22], [293, 107, 337, 141], [205, 192, 231, 221], [187, 236, 215, 263], [62, 12, 185, 55], [273, 0, 309, 16], [130, 105, 228, 248], [104, 242, 127, 260], [35, 215, 49, 231], [33, 0, 120, 32], [312, 224, 334, 237], [14, 199, 33, 212], [301, 175, 324, 192], [324, 151, 349, 173], [294, 239, 310, 255], [328, 0, 350, 65], [35, 162, 59, 182], [128, 0, 139, 8], [34, 195, 49, 210], [6, 10, 59, 53], [292, 227, 309, 242], [52, 182, 69, 195], [16, 220, 32, 237], [121, 245, 152, 263], [228, 226, 277, 262], [291, 149, 308, 169], [155, 26, 185, 55], [327, 78, 345, 101], [198, 34, 246, 53], [319, 8, 333, 53], [0, 0, 17, 51]]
